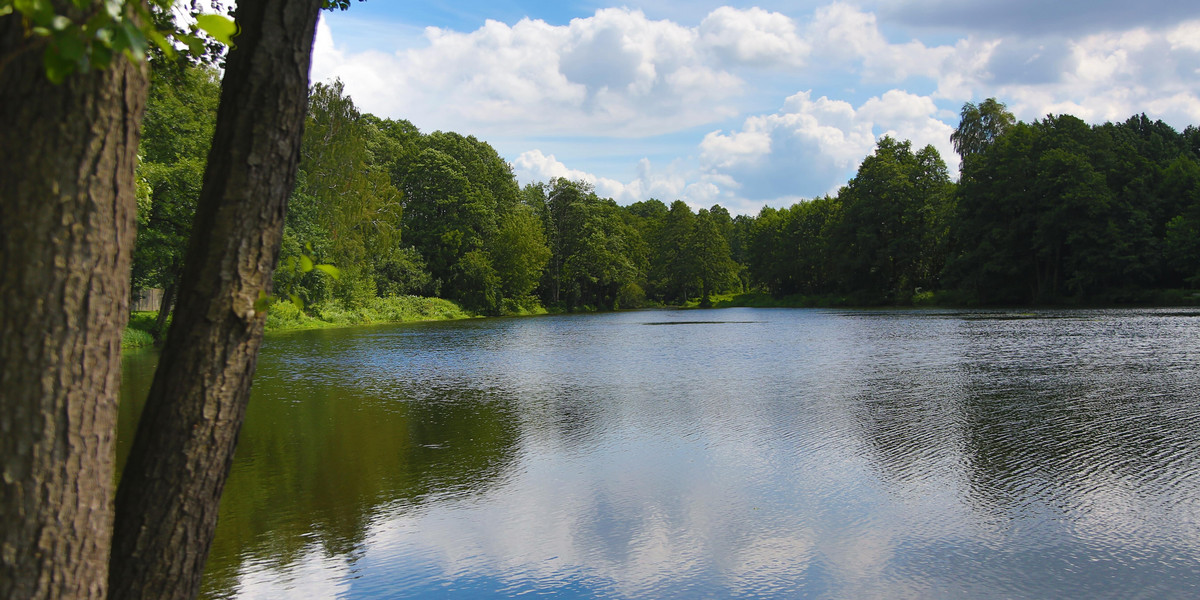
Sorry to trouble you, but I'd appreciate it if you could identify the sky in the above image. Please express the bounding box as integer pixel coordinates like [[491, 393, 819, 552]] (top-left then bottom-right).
[[310, 1, 1200, 215]]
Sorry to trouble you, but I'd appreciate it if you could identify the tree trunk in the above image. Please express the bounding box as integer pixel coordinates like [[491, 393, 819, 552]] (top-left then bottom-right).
[[108, 2, 322, 599], [0, 10, 148, 600], [152, 279, 177, 342]]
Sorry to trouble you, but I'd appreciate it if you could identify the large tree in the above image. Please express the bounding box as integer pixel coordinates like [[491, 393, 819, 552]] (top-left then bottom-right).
[[951, 98, 1015, 166], [1, 1, 325, 599], [0, 4, 149, 598], [688, 209, 739, 307], [109, 2, 324, 598], [833, 137, 952, 303]]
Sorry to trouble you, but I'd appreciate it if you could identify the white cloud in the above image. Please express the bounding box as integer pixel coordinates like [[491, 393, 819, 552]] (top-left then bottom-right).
[[514, 150, 710, 209], [699, 89, 958, 202], [313, 9, 766, 137], [969, 21, 1200, 127], [513, 88, 959, 216], [807, 3, 956, 83], [513, 150, 628, 200], [698, 6, 810, 67], [314, 4, 1200, 216]]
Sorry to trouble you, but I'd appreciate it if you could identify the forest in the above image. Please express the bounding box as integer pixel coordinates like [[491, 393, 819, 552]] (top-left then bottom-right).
[[134, 64, 1200, 326]]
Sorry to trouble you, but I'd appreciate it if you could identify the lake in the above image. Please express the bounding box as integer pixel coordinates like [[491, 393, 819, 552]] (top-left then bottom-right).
[[118, 307, 1200, 599]]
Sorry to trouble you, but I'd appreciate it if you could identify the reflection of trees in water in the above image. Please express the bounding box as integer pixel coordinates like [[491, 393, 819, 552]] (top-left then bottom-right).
[[118, 355, 521, 600], [845, 314, 1200, 596], [848, 314, 1200, 520]]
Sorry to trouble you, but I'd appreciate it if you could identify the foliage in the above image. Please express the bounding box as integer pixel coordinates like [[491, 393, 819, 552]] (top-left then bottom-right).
[[131, 81, 1200, 317], [833, 137, 953, 303], [944, 112, 1199, 304], [131, 62, 220, 300], [951, 98, 1015, 165], [264, 295, 472, 330], [0, 0, 235, 83], [122, 312, 158, 348]]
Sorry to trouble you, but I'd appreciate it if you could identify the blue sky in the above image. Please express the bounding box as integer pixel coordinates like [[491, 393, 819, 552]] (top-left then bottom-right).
[[313, 1, 1200, 214]]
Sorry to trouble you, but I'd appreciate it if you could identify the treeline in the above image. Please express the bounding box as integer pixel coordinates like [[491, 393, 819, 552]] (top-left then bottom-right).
[[134, 65, 1200, 322]]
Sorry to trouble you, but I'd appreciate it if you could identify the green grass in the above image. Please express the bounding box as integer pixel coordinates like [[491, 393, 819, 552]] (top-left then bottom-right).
[[123, 296, 476, 346], [263, 295, 474, 331], [122, 312, 158, 349]]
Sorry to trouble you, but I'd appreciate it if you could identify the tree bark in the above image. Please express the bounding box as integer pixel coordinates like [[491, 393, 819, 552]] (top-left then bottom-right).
[[0, 10, 148, 600], [152, 279, 177, 342], [107, 2, 322, 599]]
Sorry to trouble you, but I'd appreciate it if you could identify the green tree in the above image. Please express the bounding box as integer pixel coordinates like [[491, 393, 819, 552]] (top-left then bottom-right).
[[655, 200, 698, 303], [946, 113, 1164, 303], [951, 97, 1015, 166], [132, 63, 221, 337], [559, 199, 642, 309], [1162, 155, 1200, 286], [834, 137, 952, 303], [489, 203, 551, 307], [291, 79, 400, 306], [401, 148, 475, 295], [537, 178, 591, 305], [689, 208, 739, 306]]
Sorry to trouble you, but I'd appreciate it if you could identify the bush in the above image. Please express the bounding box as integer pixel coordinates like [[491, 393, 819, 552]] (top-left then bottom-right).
[[911, 289, 936, 306], [122, 311, 158, 349], [264, 298, 308, 330], [615, 282, 646, 309]]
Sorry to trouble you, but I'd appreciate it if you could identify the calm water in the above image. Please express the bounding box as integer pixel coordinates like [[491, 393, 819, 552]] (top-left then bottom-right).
[[118, 308, 1200, 599]]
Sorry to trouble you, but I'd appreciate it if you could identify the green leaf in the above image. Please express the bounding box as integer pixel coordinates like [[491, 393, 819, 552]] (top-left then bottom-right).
[[16, 0, 54, 26], [177, 32, 205, 56], [314, 264, 341, 279], [42, 46, 74, 84], [289, 293, 304, 310], [89, 43, 112, 69], [54, 32, 85, 63], [145, 28, 175, 59], [299, 254, 314, 273], [254, 290, 275, 313], [195, 14, 237, 47], [117, 19, 147, 62]]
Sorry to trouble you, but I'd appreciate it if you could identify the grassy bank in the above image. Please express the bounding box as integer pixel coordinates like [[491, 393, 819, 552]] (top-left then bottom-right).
[[122, 295, 476, 349], [263, 295, 473, 331], [123, 312, 159, 349]]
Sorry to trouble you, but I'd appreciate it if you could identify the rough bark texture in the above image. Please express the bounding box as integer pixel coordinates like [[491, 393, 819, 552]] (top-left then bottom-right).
[[0, 11, 148, 600], [152, 279, 176, 342], [107, 2, 322, 599]]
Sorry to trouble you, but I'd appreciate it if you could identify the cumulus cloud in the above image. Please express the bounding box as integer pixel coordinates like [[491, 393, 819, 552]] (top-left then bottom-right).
[[512, 150, 629, 200], [806, 3, 957, 83], [931, 20, 1200, 127], [699, 90, 958, 201], [884, 0, 1200, 36], [314, 3, 1200, 215], [698, 6, 809, 67], [312, 7, 826, 138], [513, 150, 721, 210], [512, 87, 960, 216]]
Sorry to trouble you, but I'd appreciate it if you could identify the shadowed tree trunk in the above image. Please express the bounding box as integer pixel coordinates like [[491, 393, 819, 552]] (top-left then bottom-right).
[[107, 1, 323, 599], [0, 8, 148, 600], [152, 278, 177, 342]]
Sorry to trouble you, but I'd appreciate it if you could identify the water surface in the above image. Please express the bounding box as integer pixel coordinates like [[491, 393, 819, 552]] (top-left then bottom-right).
[[118, 308, 1200, 599]]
